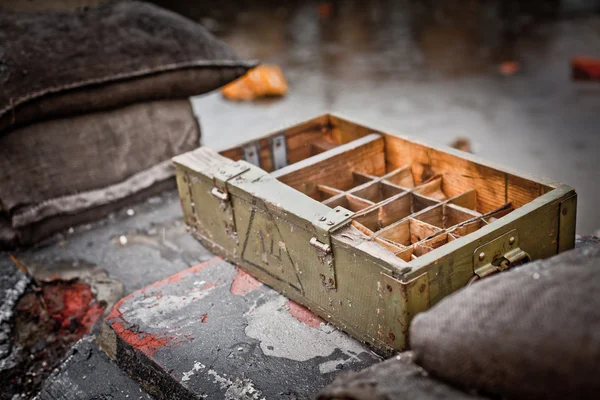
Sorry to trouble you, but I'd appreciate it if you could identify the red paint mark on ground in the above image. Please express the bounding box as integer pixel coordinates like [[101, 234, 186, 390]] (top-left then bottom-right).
[[107, 307, 187, 357], [8, 278, 107, 398], [203, 281, 218, 290], [138, 257, 221, 297], [42, 281, 105, 335], [201, 313, 208, 323], [104, 258, 222, 357], [285, 300, 324, 328], [230, 268, 262, 296], [110, 320, 176, 357]]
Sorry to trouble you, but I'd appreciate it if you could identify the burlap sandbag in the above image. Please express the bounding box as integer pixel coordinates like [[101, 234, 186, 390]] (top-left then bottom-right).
[[0, 0, 256, 135], [0, 100, 199, 248], [318, 352, 485, 400], [410, 245, 600, 399]]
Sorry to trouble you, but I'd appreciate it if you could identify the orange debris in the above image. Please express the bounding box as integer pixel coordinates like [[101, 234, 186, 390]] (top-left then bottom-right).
[[572, 56, 600, 81], [221, 65, 288, 101], [499, 61, 520, 76], [318, 2, 333, 18]]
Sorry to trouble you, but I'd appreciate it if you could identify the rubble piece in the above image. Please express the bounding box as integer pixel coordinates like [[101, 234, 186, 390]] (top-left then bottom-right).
[[99, 257, 381, 399], [318, 351, 486, 400], [222, 65, 288, 100], [36, 336, 153, 400], [449, 137, 472, 153], [499, 60, 520, 76], [410, 244, 600, 400], [1, 270, 107, 398], [571, 56, 600, 81], [0, 256, 30, 363]]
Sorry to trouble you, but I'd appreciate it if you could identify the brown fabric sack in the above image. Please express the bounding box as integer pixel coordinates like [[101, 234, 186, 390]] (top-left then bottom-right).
[[0, 0, 256, 135], [0, 100, 199, 248], [318, 352, 484, 400], [410, 245, 600, 400]]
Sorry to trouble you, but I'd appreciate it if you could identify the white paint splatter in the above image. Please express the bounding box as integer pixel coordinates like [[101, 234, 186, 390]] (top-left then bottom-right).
[[244, 295, 367, 369], [124, 286, 216, 329], [182, 361, 205, 382], [207, 369, 265, 400], [181, 362, 264, 399]]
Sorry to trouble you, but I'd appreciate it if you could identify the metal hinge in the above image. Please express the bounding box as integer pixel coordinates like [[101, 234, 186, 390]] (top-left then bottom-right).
[[472, 229, 531, 282], [270, 134, 288, 170], [243, 143, 260, 167], [311, 206, 354, 290]]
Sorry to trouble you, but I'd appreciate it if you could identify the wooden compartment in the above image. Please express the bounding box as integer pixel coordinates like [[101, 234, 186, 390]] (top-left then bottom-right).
[[174, 113, 577, 354]]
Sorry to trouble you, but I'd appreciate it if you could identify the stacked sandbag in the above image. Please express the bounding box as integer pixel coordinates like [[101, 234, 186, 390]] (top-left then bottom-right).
[[410, 244, 600, 399], [0, 1, 256, 248], [318, 352, 485, 400]]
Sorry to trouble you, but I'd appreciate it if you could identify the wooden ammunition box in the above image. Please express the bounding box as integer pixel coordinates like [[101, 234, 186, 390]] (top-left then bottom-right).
[[173, 114, 576, 353]]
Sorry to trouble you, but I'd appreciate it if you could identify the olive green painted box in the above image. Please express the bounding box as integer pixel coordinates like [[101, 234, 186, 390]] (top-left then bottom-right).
[[173, 114, 576, 354]]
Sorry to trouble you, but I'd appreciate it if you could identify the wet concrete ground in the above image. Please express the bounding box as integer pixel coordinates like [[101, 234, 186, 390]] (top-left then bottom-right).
[[157, 0, 600, 234]]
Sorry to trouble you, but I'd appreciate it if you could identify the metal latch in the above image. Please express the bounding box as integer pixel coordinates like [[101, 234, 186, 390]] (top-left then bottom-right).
[[211, 162, 251, 200], [210, 162, 251, 236], [311, 206, 354, 290], [471, 229, 531, 283]]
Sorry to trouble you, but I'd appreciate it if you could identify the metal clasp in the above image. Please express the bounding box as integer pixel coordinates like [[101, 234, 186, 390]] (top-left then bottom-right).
[[209, 162, 251, 236], [470, 229, 531, 284], [211, 187, 228, 201], [309, 237, 331, 253], [311, 206, 354, 290]]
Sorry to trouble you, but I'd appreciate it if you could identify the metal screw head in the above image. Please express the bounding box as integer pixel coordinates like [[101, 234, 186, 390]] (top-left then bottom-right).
[[478, 252, 486, 261], [327, 220, 335, 226], [319, 216, 326, 222], [509, 236, 515, 245]]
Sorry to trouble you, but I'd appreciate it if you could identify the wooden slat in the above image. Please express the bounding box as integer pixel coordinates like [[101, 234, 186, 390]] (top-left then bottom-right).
[[351, 220, 374, 236], [382, 166, 415, 188], [449, 219, 485, 237], [219, 114, 332, 172], [445, 204, 481, 228], [273, 134, 386, 191], [353, 207, 381, 232], [346, 194, 375, 212], [395, 246, 414, 262], [413, 204, 444, 228], [374, 237, 404, 253], [378, 219, 411, 246], [409, 218, 442, 244], [350, 181, 404, 204], [326, 194, 374, 213], [328, 114, 381, 144], [310, 138, 339, 155], [448, 189, 477, 210], [507, 173, 552, 208], [385, 135, 507, 213], [378, 193, 413, 228], [414, 234, 449, 257]]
